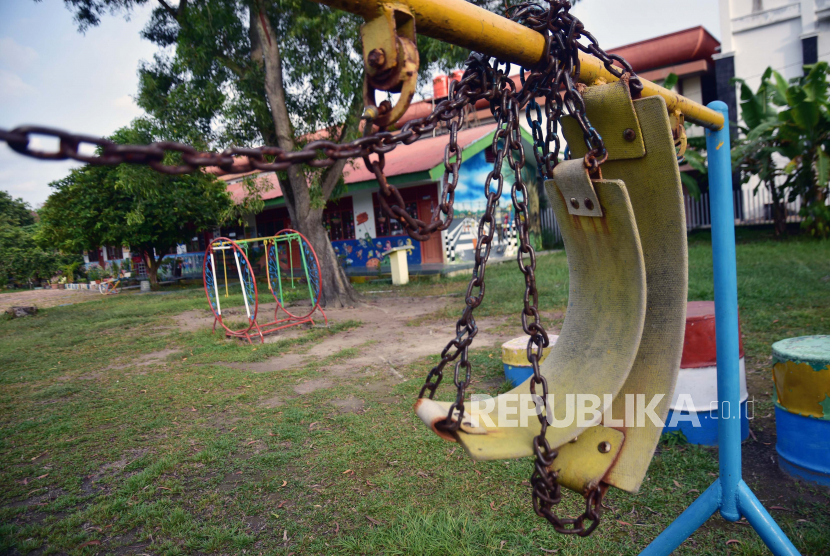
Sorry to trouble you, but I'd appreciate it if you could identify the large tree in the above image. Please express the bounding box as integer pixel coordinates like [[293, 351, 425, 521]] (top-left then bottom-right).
[[38, 120, 233, 287], [0, 192, 79, 287], [61, 0, 489, 306]]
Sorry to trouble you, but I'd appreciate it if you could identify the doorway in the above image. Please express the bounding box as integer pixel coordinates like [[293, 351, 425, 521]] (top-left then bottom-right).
[[417, 198, 444, 264]]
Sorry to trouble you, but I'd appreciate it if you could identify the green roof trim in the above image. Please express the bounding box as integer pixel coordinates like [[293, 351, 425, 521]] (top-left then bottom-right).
[[261, 126, 538, 209]]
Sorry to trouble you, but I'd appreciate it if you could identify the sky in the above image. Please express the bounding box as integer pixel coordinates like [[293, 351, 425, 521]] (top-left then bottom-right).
[[0, 0, 720, 208]]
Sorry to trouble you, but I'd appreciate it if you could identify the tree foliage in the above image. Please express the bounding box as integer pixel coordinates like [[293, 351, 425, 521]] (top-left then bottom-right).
[[731, 67, 791, 235], [733, 63, 830, 237], [59, 0, 500, 306], [0, 192, 80, 287], [38, 119, 233, 287], [682, 63, 830, 237], [0, 191, 36, 227]]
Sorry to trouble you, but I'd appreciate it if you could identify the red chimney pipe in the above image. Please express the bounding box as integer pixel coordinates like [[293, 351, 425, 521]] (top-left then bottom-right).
[[433, 74, 449, 99]]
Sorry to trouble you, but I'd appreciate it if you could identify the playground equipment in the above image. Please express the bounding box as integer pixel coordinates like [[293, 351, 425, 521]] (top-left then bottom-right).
[[0, 0, 804, 552], [501, 336, 555, 387], [772, 335, 830, 487], [203, 230, 326, 344], [663, 301, 750, 446]]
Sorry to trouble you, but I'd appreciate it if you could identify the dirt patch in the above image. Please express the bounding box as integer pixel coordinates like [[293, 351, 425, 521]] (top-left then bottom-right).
[[172, 303, 320, 339], [331, 398, 365, 413], [109, 348, 180, 371], [6, 487, 66, 509], [259, 395, 284, 408], [173, 308, 216, 332], [0, 288, 100, 312], [294, 378, 333, 395], [134, 348, 179, 365], [212, 297, 527, 396], [227, 354, 306, 373], [740, 361, 830, 511]]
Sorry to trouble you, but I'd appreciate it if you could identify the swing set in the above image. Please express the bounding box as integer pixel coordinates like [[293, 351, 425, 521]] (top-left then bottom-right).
[[0, 0, 802, 552], [203, 229, 327, 344]]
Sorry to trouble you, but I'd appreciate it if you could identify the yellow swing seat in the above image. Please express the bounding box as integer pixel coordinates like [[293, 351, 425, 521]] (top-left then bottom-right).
[[416, 81, 688, 496]]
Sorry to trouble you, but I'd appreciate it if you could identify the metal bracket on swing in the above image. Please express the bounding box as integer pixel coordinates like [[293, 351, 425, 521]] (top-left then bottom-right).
[[360, 3, 419, 129], [548, 160, 604, 218]]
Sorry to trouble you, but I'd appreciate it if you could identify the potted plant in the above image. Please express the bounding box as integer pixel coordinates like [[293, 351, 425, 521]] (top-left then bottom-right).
[[62, 261, 81, 284]]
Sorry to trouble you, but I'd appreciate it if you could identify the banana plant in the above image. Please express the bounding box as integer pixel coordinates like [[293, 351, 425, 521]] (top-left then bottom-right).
[[732, 67, 790, 236], [769, 62, 830, 238]]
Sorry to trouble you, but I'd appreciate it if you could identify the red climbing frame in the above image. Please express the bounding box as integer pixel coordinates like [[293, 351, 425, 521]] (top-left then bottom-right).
[[202, 231, 327, 345], [203, 237, 263, 344], [259, 229, 327, 336]]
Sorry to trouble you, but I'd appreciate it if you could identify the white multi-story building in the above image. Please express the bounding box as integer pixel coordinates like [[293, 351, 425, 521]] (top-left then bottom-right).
[[716, 0, 830, 112], [710, 0, 829, 223]]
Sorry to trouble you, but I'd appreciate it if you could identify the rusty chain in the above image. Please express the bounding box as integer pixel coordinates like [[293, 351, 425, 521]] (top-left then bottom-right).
[[0, 0, 638, 537], [416, 0, 635, 536]]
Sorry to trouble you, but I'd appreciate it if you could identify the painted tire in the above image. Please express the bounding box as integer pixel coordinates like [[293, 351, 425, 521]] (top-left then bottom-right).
[[269, 229, 323, 319], [203, 237, 259, 337]]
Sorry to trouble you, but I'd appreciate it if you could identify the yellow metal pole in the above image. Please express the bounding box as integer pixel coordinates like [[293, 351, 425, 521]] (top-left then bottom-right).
[[311, 0, 724, 130]]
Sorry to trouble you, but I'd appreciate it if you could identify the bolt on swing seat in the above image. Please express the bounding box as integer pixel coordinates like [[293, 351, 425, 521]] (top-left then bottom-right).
[[415, 81, 688, 496]]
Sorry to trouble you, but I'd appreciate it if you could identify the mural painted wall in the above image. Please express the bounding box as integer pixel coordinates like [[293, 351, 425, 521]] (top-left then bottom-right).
[[444, 146, 540, 262], [332, 234, 420, 269]]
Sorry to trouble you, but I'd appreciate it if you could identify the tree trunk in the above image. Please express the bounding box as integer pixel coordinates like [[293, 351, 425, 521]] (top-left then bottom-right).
[[144, 250, 165, 290], [768, 182, 788, 236], [250, 2, 358, 307]]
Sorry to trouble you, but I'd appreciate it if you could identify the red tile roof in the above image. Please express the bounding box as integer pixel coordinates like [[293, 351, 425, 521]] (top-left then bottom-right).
[[224, 172, 283, 203], [343, 124, 495, 183]]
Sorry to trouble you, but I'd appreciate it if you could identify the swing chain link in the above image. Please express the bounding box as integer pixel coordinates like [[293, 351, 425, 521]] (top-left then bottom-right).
[[419, 0, 632, 536], [417, 61, 517, 420]]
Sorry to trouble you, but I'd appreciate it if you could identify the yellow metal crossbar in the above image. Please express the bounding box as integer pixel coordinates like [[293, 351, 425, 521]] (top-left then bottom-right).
[[311, 0, 724, 130]]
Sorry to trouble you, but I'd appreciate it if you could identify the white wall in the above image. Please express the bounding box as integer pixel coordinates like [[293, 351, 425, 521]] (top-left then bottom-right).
[[733, 15, 805, 89], [351, 188, 377, 240], [719, 0, 828, 206], [721, 0, 828, 90]]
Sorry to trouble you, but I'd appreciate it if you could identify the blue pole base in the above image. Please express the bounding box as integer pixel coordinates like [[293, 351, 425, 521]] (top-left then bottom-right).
[[663, 401, 749, 446]]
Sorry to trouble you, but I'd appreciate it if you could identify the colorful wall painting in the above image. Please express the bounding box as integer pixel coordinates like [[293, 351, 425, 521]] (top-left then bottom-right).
[[443, 147, 539, 262], [332, 234, 420, 268]]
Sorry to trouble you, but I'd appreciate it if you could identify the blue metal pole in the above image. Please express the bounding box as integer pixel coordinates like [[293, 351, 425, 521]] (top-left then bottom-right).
[[704, 101, 741, 522], [639, 100, 801, 556], [640, 480, 721, 555], [737, 481, 800, 555]]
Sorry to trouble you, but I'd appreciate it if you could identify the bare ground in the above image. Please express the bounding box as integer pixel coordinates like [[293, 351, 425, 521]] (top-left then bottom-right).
[[173, 295, 534, 402], [181, 297, 522, 378], [1, 288, 100, 312]]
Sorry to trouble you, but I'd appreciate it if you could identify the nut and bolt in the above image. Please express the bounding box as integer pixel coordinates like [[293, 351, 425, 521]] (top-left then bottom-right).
[[570, 198, 580, 209], [598, 441, 612, 454], [584, 198, 594, 210], [367, 48, 386, 68], [623, 128, 636, 142]]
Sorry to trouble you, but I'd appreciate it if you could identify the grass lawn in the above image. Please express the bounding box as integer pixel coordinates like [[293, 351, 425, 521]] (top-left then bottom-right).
[[1, 227, 829, 555]]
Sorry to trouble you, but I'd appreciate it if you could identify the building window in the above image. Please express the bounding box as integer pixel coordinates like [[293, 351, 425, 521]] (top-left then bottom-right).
[[106, 246, 121, 260], [484, 145, 496, 164], [323, 197, 355, 241], [256, 207, 291, 238], [324, 210, 355, 241], [374, 202, 418, 236]]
